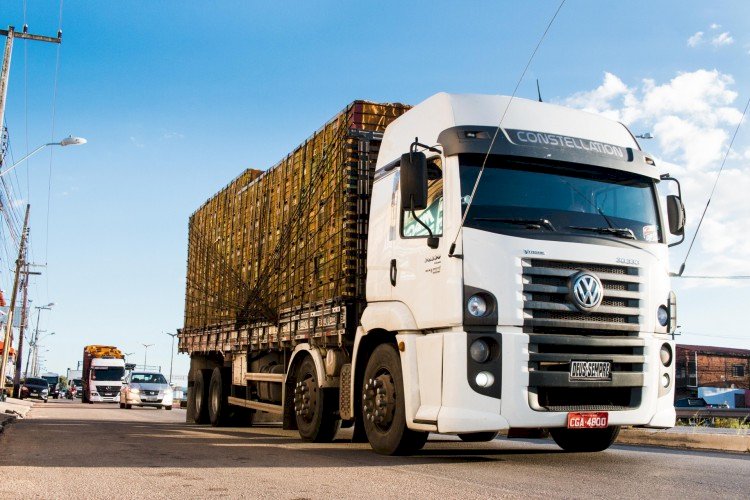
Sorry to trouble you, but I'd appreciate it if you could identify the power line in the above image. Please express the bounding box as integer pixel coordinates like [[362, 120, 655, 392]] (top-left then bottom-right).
[[679, 96, 750, 274], [675, 275, 750, 280], [449, 0, 566, 256], [679, 332, 750, 341]]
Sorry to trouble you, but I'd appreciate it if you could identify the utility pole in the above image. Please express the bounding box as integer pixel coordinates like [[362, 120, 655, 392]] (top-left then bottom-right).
[[12, 264, 39, 396], [0, 26, 62, 156], [0, 204, 29, 400], [165, 331, 178, 384]]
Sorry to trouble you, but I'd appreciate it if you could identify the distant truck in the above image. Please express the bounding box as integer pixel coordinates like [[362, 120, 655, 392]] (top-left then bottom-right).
[[81, 345, 126, 404], [67, 368, 82, 382], [40, 372, 61, 399], [179, 94, 685, 454]]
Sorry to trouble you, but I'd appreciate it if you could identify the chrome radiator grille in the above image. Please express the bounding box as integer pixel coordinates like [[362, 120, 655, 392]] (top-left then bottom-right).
[[522, 259, 642, 332]]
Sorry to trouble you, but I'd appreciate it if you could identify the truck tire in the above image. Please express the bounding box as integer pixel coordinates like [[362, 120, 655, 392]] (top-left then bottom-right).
[[294, 355, 340, 442], [193, 368, 211, 424], [362, 343, 428, 455], [208, 367, 230, 427], [165, 405, 172, 411], [458, 431, 499, 442], [550, 426, 621, 452]]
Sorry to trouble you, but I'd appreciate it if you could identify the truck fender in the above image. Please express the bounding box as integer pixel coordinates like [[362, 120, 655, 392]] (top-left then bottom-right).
[[360, 301, 418, 333], [285, 344, 335, 388]]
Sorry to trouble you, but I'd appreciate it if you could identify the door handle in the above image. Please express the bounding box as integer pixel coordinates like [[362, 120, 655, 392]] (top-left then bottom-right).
[[390, 259, 397, 286]]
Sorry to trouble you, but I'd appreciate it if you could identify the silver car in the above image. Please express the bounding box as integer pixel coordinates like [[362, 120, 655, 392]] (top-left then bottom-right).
[[119, 371, 174, 410]]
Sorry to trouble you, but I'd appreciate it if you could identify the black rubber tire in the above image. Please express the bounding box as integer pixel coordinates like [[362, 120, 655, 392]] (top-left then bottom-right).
[[208, 367, 230, 427], [119, 402, 125, 409], [165, 405, 172, 411], [193, 368, 212, 424], [458, 431, 500, 442], [125, 404, 132, 409], [362, 343, 428, 455], [294, 356, 341, 442], [550, 426, 621, 452], [43, 399, 48, 403]]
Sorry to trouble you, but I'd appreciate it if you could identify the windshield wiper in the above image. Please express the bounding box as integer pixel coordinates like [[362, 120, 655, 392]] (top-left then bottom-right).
[[474, 217, 556, 231], [568, 225, 636, 239]]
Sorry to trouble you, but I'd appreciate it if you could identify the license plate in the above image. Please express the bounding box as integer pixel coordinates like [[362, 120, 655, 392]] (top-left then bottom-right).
[[569, 360, 611, 380], [567, 412, 609, 429], [143, 397, 156, 401]]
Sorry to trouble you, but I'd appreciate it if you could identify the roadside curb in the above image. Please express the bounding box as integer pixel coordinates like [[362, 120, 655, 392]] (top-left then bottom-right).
[[0, 398, 35, 432], [617, 428, 750, 453]]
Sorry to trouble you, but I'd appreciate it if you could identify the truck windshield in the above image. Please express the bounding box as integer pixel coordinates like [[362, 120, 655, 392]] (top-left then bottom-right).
[[91, 367, 125, 381], [42, 376, 58, 385], [459, 154, 661, 243]]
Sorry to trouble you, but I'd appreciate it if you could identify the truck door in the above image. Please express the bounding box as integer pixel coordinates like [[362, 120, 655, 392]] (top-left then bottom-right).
[[391, 157, 452, 328]]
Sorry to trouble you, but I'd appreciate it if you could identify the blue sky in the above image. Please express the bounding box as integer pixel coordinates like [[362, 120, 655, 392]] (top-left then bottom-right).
[[1, 1, 748, 378]]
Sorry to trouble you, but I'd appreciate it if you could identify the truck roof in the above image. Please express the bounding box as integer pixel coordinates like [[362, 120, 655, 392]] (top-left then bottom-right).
[[376, 92, 643, 172]]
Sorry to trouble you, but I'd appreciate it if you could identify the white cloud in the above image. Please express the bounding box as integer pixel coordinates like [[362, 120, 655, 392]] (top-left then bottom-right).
[[562, 69, 750, 281], [711, 32, 734, 47], [162, 131, 185, 140], [130, 136, 145, 148], [710, 23, 721, 30], [687, 31, 704, 47]]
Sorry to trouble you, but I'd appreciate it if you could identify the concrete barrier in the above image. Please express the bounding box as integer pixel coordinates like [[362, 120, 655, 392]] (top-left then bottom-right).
[[617, 427, 750, 453]]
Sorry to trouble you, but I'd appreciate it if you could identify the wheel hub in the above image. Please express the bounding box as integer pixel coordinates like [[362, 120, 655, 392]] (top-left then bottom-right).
[[294, 379, 316, 421], [362, 373, 395, 430]]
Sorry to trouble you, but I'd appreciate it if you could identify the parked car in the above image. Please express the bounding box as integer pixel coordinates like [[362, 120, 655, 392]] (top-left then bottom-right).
[[67, 379, 84, 399], [120, 371, 173, 410], [20, 378, 50, 402], [674, 397, 729, 409]]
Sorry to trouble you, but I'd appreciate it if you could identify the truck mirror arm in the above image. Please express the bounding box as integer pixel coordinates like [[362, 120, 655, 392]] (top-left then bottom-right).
[[409, 201, 439, 249]]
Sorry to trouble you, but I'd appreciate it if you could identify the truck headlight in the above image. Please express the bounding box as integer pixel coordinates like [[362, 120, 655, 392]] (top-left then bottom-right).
[[467, 295, 488, 317], [475, 371, 495, 388], [42, 389, 48, 394], [660, 343, 673, 366], [657, 306, 669, 327], [469, 339, 491, 363]]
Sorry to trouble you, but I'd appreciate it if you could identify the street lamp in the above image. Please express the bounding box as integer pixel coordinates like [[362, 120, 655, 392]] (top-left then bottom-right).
[[165, 331, 178, 384], [30, 332, 54, 377], [0, 136, 87, 178], [142, 343, 154, 369]]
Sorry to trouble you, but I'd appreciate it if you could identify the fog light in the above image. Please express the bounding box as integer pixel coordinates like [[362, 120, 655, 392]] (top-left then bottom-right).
[[470, 339, 490, 363], [660, 343, 673, 366], [468, 294, 488, 317], [657, 306, 669, 327], [661, 373, 670, 388], [475, 371, 495, 388]]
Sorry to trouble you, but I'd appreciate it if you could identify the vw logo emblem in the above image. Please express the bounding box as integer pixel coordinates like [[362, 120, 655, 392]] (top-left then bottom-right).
[[570, 272, 603, 312]]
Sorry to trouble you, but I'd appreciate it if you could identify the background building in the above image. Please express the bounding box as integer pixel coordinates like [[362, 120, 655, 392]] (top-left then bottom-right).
[[675, 344, 750, 405]]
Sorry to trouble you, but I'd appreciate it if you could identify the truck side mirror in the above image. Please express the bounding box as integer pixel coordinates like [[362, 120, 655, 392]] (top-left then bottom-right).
[[666, 195, 685, 236], [400, 152, 428, 211]]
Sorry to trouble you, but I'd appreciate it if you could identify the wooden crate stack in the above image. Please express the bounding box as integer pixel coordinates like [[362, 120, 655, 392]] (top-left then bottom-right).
[[183, 101, 409, 342]]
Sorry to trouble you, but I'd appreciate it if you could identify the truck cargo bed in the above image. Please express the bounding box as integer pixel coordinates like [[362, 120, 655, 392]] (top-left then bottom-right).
[[180, 101, 409, 355]]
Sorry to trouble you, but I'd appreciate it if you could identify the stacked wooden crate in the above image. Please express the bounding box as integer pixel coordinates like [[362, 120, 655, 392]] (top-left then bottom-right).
[[183, 101, 409, 343]]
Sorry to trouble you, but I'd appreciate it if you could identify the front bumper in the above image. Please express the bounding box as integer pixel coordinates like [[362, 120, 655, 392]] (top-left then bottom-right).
[[123, 393, 173, 407], [425, 330, 675, 433]]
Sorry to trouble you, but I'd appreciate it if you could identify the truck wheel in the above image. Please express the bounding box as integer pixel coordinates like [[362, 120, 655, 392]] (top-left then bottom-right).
[[550, 426, 621, 452], [458, 431, 499, 442], [294, 355, 340, 442], [208, 367, 230, 427], [165, 405, 172, 411], [119, 402, 125, 409], [362, 343, 428, 455], [193, 368, 211, 424]]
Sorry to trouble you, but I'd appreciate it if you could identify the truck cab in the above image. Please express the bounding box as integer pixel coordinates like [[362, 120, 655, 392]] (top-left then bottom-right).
[[354, 93, 683, 453]]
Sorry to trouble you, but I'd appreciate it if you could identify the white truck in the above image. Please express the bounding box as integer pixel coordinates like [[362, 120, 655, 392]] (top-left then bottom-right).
[[81, 345, 126, 404], [179, 93, 684, 454]]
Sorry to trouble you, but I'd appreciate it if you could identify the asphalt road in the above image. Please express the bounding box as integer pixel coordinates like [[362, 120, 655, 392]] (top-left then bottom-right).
[[0, 399, 747, 499]]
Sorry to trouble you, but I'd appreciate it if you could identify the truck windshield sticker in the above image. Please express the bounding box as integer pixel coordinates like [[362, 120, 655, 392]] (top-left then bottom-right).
[[507, 129, 626, 160]]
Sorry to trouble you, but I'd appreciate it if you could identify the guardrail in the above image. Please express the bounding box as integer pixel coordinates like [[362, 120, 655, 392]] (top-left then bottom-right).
[[676, 408, 750, 419]]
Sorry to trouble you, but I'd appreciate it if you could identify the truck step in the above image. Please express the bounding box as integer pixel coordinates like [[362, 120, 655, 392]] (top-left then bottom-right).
[[227, 396, 283, 415]]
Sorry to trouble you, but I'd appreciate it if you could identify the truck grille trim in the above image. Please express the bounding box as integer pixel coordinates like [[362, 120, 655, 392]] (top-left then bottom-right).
[[522, 258, 642, 332]]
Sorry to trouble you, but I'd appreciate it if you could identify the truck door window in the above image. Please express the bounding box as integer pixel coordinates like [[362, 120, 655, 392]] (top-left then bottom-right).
[[401, 158, 443, 238]]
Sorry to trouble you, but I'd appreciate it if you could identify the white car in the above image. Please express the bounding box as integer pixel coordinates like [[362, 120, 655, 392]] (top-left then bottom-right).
[[120, 371, 174, 410]]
